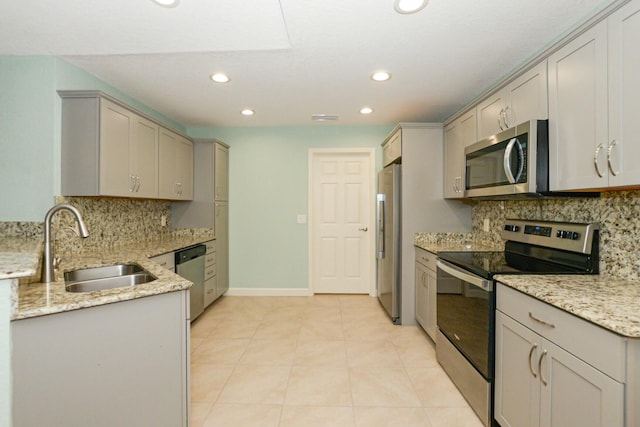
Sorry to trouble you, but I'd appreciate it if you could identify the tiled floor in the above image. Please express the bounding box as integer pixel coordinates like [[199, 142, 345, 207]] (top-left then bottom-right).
[[189, 294, 484, 427]]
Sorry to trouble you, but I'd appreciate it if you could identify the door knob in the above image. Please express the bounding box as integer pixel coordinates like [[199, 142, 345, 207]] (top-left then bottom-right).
[[359, 227, 368, 232]]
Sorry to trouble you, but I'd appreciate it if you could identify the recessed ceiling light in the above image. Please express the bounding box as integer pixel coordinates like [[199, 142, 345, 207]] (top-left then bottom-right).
[[371, 71, 391, 82], [360, 107, 374, 115], [394, 0, 428, 14], [151, 0, 180, 8], [210, 73, 230, 83], [241, 109, 255, 116]]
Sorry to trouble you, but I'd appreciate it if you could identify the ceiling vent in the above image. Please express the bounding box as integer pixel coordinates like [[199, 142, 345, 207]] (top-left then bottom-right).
[[312, 114, 340, 122]]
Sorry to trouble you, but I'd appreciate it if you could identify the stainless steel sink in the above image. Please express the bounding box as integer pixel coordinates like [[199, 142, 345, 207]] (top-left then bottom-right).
[[64, 263, 156, 293]]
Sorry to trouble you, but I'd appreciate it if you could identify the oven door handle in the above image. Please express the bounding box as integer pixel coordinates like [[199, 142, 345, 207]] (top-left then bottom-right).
[[437, 260, 493, 291]]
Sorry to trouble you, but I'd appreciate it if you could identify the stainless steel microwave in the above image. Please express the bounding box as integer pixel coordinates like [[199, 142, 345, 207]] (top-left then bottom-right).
[[464, 120, 549, 199]]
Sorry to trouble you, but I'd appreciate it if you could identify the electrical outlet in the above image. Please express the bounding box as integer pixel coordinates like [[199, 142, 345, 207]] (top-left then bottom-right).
[[160, 215, 167, 227], [483, 218, 490, 232], [297, 214, 307, 224]]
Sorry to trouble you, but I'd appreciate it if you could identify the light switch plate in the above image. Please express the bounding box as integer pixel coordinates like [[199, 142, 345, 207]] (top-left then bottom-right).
[[297, 214, 307, 224]]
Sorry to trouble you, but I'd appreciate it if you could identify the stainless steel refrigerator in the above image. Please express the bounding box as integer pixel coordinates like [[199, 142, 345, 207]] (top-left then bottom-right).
[[376, 164, 401, 324]]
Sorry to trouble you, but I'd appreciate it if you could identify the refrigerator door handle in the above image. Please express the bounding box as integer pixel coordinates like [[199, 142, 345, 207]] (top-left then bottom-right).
[[376, 194, 385, 259]]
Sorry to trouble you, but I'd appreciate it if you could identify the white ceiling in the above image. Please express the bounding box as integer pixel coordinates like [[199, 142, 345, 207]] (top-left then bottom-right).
[[0, 0, 614, 128]]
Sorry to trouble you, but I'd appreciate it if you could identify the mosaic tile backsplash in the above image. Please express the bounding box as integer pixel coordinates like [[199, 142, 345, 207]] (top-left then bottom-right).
[[0, 196, 212, 258], [472, 190, 640, 280]]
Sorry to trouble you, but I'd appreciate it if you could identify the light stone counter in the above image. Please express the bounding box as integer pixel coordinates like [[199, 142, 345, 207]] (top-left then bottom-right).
[[414, 232, 504, 254], [1, 234, 215, 321], [495, 274, 640, 338]]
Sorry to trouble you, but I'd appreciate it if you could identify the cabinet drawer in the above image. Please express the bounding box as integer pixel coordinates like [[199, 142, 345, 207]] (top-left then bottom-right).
[[205, 240, 216, 253], [150, 252, 175, 271], [497, 283, 627, 382], [415, 247, 437, 271], [205, 253, 216, 267], [205, 264, 217, 281], [204, 276, 216, 306]]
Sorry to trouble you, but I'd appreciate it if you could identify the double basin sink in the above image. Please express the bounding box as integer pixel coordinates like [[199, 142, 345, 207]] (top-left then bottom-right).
[[64, 263, 156, 293]]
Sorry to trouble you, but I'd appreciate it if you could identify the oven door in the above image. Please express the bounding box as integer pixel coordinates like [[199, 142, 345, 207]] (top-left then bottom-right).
[[436, 260, 495, 379]]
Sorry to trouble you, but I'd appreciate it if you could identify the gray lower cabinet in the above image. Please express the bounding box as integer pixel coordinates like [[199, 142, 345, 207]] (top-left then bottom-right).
[[495, 284, 625, 427], [414, 247, 436, 340], [204, 239, 217, 307], [12, 291, 190, 427]]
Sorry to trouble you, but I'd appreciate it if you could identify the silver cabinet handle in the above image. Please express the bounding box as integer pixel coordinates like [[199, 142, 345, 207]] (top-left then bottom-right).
[[607, 140, 619, 176], [129, 175, 135, 192], [498, 108, 505, 131], [594, 144, 605, 177], [359, 227, 368, 232], [135, 176, 141, 192], [528, 312, 556, 328], [528, 344, 538, 378], [503, 106, 511, 129], [538, 350, 548, 386]]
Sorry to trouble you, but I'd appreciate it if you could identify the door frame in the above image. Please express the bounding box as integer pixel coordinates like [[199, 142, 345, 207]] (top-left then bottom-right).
[[308, 148, 377, 296]]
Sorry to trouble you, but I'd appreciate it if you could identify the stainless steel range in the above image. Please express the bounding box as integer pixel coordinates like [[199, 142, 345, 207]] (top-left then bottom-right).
[[435, 219, 600, 427]]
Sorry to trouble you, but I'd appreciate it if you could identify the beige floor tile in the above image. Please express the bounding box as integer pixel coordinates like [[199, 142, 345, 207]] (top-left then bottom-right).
[[191, 337, 205, 354], [202, 403, 282, 427], [343, 319, 395, 341], [190, 401, 214, 427], [191, 338, 250, 364], [280, 406, 356, 427], [306, 295, 343, 307], [191, 363, 235, 402], [425, 407, 484, 427], [218, 365, 290, 404], [345, 339, 403, 368], [392, 332, 438, 368], [191, 317, 217, 339], [299, 319, 345, 340], [207, 319, 260, 339], [405, 366, 469, 407], [354, 407, 434, 427], [285, 366, 352, 406], [349, 366, 422, 407], [238, 339, 297, 365], [293, 339, 347, 366], [254, 319, 302, 340], [302, 305, 342, 321]]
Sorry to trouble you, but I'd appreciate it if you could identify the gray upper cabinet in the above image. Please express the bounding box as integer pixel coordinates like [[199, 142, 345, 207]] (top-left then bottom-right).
[[443, 108, 476, 198], [172, 139, 230, 228], [159, 129, 193, 200], [60, 90, 191, 201], [550, 0, 640, 191], [476, 60, 548, 140]]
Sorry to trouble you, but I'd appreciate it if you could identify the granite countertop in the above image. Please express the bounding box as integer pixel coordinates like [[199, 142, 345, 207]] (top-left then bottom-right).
[[414, 232, 504, 254], [1, 234, 215, 320], [495, 275, 640, 338]]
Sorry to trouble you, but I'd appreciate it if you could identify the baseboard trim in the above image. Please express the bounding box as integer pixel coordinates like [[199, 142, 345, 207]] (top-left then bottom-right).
[[224, 287, 313, 297]]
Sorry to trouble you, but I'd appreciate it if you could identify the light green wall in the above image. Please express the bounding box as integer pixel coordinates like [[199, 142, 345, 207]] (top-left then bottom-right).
[[188, 125, 394, 290], [0, 56, 185, 221]]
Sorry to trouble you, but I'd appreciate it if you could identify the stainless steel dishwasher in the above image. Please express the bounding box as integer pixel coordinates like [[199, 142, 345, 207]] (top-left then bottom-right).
[[175, 244, 206, 321]]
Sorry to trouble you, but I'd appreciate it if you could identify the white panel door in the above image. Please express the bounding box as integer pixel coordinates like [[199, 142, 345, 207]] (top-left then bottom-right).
[[312, 152, 372, 294]]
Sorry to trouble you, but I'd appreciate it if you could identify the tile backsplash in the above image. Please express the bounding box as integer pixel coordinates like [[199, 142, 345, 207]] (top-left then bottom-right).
[[472, 190, 640, 280], [0, 196, 212, 258]]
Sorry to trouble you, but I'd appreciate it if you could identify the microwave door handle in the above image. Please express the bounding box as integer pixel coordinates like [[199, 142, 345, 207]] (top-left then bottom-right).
[[503, 137, 524, 184]]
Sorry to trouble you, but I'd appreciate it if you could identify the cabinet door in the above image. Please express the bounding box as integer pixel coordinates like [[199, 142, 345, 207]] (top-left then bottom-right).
[[176, 137, 193, 200], [158, 129, 178, 199], [415, 263, 428, 331], [425, 267, 437, 340], [494, 311, 541, 427], [477, 88, 509, 140], [99, 99, 132, 197], [509, 60, 549, 126], [215, 202, 229, 297], [540, 337, 624, 427], [214, 142, 229, 201], [608, 0, 640, 187], [548, 21, 608, 191], [130, 115, 159, 198], [443, 121, 462, 198]]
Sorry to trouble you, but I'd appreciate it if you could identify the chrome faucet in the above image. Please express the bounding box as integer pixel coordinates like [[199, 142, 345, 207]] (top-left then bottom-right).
[[42, 204, 89, 283]]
